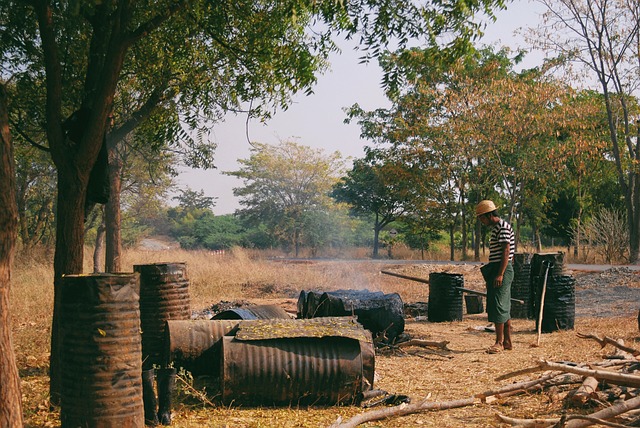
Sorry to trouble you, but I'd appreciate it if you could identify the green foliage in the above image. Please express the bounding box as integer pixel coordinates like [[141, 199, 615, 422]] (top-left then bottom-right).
[[227, 140, 345, 254]]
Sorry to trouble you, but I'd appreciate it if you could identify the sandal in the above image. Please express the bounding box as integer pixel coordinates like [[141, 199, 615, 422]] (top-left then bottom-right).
[[486, 344, 503, 354], [504, 343, 513, 351]]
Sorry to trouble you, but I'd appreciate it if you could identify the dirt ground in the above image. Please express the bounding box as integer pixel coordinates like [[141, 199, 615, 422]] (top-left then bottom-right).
[[180, 263, 640, 427]]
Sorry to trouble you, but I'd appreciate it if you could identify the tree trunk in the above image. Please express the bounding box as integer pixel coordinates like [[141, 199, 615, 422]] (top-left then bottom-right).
[[461, 209, 468, 260], [449, 225, 455, 261], [0, 83, 24, 427], [105, 145, 122, 273], [50, 169, 87, 405], [373, 217, 381, 258], [474, 220, 481, 261], [628, 173, 640, 263], [94, 218, 106, 273]]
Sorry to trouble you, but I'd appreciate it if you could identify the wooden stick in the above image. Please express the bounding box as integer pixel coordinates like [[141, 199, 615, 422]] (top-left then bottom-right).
[[538, 359, 640, 388], [564, 394, 640, 427], [535, 263, 552, 347], [496, 413, 631, 428], [327, 396, 478, 428], [576, 332, 640, 357], [476, 373, 558, 401], [396, 339, 450, 350], [379, 270, 525, 304]]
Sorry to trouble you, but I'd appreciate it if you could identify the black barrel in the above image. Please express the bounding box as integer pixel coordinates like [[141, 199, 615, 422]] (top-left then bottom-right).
[[535, 275, 576, 333], [428, 272, 464, 322], [530, 253, 565, 322], [212, 304, 291, 320], [134, 262, 191, 368], [60, 273, 143, 427], [511, 253, 533, 319], [465, 295, 484, 314], [531, 252, 565, 278]]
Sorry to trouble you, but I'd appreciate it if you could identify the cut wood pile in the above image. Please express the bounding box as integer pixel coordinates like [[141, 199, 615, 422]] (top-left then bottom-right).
[[329, 332, 640, 428]]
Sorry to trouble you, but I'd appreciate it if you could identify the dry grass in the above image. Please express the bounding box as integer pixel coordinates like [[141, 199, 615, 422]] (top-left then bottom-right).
[[9, 246, 640, 427]]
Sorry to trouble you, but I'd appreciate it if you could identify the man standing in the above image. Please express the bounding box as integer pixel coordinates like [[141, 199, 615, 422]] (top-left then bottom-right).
[[476, 200, 515, 354]]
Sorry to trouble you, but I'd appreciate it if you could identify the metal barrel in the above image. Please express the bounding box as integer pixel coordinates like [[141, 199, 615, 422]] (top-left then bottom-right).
[[212, 304, 292, 320], [221, 336, 368, 405], [535, 274, 576, 333], [512, 252, 533, 319], [428, 272, 464, 322], [60, 273, 143, 428], [221, 317, 374, 405], [163, 319, 239, 376], [134, 262, 191, 368], [464, 295, 484, 314]]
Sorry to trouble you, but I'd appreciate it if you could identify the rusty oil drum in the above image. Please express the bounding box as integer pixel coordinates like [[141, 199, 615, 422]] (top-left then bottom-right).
[[220, 317, 375, 405], [60, 273, 143, 427], [134, 262, 191, 368], [163, 319, 239, 375]]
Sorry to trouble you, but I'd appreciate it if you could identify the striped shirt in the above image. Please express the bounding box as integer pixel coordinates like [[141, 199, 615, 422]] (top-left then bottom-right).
[[488, 219, 515, 263]]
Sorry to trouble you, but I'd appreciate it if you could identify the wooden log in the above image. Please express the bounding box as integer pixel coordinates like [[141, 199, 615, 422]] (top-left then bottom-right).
[[379, 270, 525, 304], [565, 394, 640, 427], [396, 339, 450, 350], [576, 333, 640, 357], [496, 414, 631, 428], [538, 360, 640, 388], [327, 396, 478, 428], [330, 373, 561, 428], [569, 376, 599, 406]]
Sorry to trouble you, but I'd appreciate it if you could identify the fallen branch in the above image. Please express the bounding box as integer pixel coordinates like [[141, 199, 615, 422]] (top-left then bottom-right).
[[565, 394, 640, 427], [496, 413, 631, 428], [538, 360, 640, 388], [329, 373, 563, 428], [576, 333, 640, 357], [396, 339, 450, 350], [327, 396, 478, 428], [476, 373, 559, 401]]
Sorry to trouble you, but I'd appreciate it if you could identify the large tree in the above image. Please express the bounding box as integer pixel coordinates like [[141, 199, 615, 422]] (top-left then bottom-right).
[[532, 0, 640, 262], [0, 84, 23, 427], [228, 140, 344, 256], [332, 149, 414, 258]]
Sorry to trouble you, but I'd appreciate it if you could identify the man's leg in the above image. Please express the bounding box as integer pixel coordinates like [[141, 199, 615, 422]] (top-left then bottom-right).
[[494, 322, 504, 347], [503, 319, 512, 350]]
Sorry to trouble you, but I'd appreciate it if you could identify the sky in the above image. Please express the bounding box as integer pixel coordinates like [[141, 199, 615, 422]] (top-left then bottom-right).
[[178, 1, 548, 215]]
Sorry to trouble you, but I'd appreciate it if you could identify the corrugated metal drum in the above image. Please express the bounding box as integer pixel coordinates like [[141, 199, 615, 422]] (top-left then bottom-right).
[[60, 273, 143, 427], [221, 317, 374, 405], [428, 272, 464, 322], [163, 319, 239, 376], [134, 262, 191, 368], [536, 275, 576, 333], [511, 252, 533, 319]]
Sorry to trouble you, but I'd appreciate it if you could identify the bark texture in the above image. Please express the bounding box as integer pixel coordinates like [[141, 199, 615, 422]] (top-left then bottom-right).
[[0, 83, 24, 426]]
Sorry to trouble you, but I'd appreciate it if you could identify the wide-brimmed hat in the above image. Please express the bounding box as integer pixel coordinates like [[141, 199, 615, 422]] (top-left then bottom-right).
[[476, 200, 497, 217]]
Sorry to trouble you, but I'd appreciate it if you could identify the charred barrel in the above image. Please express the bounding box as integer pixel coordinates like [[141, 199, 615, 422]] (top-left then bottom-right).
[[428, 272, 464, 322], [221, 317, 375, 405], [297, 289, 404, 342], [535, 274, 576, 333], [60, 273, 143, 427], [134, 262, 191, 368], [511, 252, 533, 319], [212, 304, 291, 320]]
